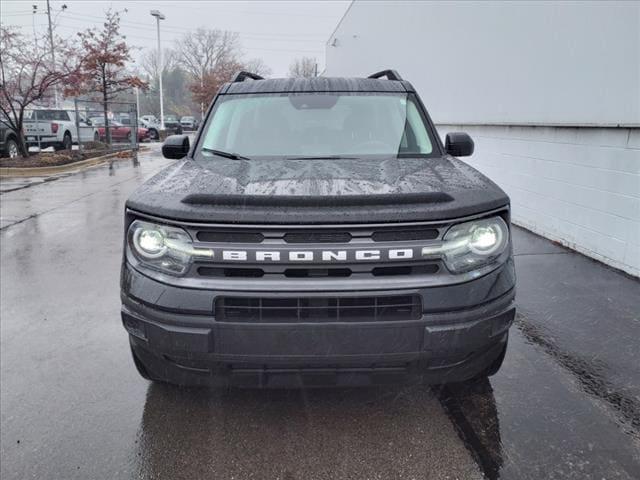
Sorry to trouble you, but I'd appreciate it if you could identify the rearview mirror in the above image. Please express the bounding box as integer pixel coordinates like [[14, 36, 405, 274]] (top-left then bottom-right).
[[162, 135, 190, 159], [445, 132, 474, 157]]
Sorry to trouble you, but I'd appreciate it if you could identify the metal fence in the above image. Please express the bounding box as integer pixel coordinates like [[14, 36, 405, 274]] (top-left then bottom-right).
[[75, 99, 140, 152], [23, 99, 151, 154]]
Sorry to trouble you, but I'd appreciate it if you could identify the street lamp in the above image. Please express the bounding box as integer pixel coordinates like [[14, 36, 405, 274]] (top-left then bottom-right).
[[150, 10, 165, 131]]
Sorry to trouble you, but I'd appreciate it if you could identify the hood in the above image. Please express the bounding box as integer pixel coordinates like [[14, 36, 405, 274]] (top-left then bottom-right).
[[126, 156, 509, 224]]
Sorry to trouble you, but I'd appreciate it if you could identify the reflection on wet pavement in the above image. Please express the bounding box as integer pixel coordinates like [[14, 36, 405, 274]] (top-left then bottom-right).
[[135, 385, 482, 480], [439, 328, 640, 480], [1, 145, 639, 479]]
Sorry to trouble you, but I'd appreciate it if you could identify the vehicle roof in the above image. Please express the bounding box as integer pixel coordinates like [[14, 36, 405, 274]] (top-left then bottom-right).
[[222, 77, 415, 95]]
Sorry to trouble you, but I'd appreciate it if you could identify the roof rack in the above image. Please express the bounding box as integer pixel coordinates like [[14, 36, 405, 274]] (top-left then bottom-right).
[[231, 71, 264, 83], [368, 69, 403, 81]]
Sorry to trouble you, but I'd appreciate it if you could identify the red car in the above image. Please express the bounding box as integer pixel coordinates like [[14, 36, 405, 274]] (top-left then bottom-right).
[[91, 118, 149, 143]]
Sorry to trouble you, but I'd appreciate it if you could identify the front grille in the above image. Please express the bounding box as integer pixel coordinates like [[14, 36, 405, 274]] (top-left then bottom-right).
[[197, 264, 439, 278], [215, 295, 422, 323], [372, 264, 439, 276], [181, 221, 449, 280], [284, 231, 352, 243], [196, 231, 264, 243], [191, 224, 443, 245], [197, 267, 264, 278], [372, 227, 439, 242]]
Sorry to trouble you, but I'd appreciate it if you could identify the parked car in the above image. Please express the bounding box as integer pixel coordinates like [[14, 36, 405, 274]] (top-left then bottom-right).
[[24, 109, 98, 150], [0, 117, 19, 158], [180, 116, 198, 130], [90, 118, 149, 143], [122, 69, 515, 388], [138, 118, 160, 141], [141, 115, 159, 125], [162, 115, 183, 135], [115, 115, 159, 141]]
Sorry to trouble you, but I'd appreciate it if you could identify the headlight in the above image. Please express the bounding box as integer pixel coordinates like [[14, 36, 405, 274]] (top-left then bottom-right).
[[128, 220, 213, 275], [422, 216, 509, 273]]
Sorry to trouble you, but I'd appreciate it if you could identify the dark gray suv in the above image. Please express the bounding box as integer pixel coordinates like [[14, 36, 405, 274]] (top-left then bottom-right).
[[121, 70, 515, 388]]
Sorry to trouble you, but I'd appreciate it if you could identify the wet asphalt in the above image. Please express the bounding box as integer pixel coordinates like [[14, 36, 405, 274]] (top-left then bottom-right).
[[1, 145, 639, 480]]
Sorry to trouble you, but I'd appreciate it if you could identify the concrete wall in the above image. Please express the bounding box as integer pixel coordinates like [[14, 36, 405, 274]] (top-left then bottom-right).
[[326, 1, 640, 275]]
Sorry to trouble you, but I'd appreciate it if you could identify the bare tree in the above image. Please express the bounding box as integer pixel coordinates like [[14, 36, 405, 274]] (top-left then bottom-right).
[[66, 9, 147, 144], [289, 57, 317, 78], [0, 26, 81, 157], [140, 47, 177, 84], [243, 58, 272, 78], [178, 28, 241, 80], [177, 28, 243, 118]]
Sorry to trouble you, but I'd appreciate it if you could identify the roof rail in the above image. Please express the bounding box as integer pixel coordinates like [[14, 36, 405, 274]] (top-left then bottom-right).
[[368, 69, 403, 81], [231, 71, 264, 83]]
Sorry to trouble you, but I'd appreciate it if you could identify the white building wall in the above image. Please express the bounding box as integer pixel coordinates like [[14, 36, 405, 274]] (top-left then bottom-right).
[[437, 125, 639, 275], [325, 1, 640, 276]]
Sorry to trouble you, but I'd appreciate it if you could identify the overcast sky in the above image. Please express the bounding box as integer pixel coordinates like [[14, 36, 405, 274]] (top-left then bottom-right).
[[1, 0, 351, 76]]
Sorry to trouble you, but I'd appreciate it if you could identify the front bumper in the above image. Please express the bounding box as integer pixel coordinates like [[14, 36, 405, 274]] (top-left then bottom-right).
[[121, 259, 516, 387]]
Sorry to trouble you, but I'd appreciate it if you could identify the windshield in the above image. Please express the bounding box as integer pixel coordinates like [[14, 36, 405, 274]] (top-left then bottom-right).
[[198, 93, 438, 159]]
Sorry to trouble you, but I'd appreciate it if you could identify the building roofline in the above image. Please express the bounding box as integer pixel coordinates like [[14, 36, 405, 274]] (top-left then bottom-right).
[[325, 0, 356, 47]]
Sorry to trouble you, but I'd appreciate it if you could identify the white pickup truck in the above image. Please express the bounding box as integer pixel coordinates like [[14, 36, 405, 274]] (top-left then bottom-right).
[[24, 110, 99, 150]]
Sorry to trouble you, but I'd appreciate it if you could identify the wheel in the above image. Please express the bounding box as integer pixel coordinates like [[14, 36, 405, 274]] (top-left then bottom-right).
[[468, 334, 508, 382], [55, 132, 72, 151], [482, 337, 508, 377], [126, 132, 132, 143], [148, 128, 158, 141], [93, 132, 99, 142], [5, 138, 19, 158]]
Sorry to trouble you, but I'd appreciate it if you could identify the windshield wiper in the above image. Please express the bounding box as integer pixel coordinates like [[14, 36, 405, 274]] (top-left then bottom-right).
[[286, 155, 358, 160], [202, 148, 251, 161]]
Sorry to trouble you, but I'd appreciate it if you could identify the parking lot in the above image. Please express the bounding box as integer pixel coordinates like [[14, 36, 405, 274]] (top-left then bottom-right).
[[1, 144, 639, 479]]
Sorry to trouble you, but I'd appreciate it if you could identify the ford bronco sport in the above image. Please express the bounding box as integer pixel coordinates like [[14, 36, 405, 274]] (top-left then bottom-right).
[[121, 70, 516, 387]]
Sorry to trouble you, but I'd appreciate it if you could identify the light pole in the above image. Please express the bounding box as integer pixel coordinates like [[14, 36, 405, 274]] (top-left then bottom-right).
[[150, 10, 165, 131], [46, 0, 58, 107], [44, 1, 68, 108]]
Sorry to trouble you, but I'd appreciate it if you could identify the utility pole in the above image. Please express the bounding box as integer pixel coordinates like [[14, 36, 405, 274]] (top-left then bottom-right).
[[32, 5, 38, 48], [46, 0, 58, 108], [150, 10, 166, 131]]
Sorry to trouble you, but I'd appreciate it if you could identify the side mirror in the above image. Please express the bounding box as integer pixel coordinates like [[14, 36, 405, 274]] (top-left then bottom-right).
[[445, 132, 474, 157], [162, 135, 190, 159]]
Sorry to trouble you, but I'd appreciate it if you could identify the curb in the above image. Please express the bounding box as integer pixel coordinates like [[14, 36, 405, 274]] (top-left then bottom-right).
[[0, 148, 147, 178]]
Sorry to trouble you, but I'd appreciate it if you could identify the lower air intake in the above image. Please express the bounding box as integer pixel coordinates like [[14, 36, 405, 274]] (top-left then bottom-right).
[[215, 295, 422, 323]]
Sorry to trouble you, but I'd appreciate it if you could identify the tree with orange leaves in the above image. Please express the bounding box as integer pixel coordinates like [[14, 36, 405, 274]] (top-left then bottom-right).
[[66, 10, 147, 144]]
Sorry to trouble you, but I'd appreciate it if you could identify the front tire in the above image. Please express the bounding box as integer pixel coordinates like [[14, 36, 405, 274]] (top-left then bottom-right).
[[148, 128, 158, 141], [5, 138, 19, 158], [55, 132, 72, 151], [466, 334, 508, 383]]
